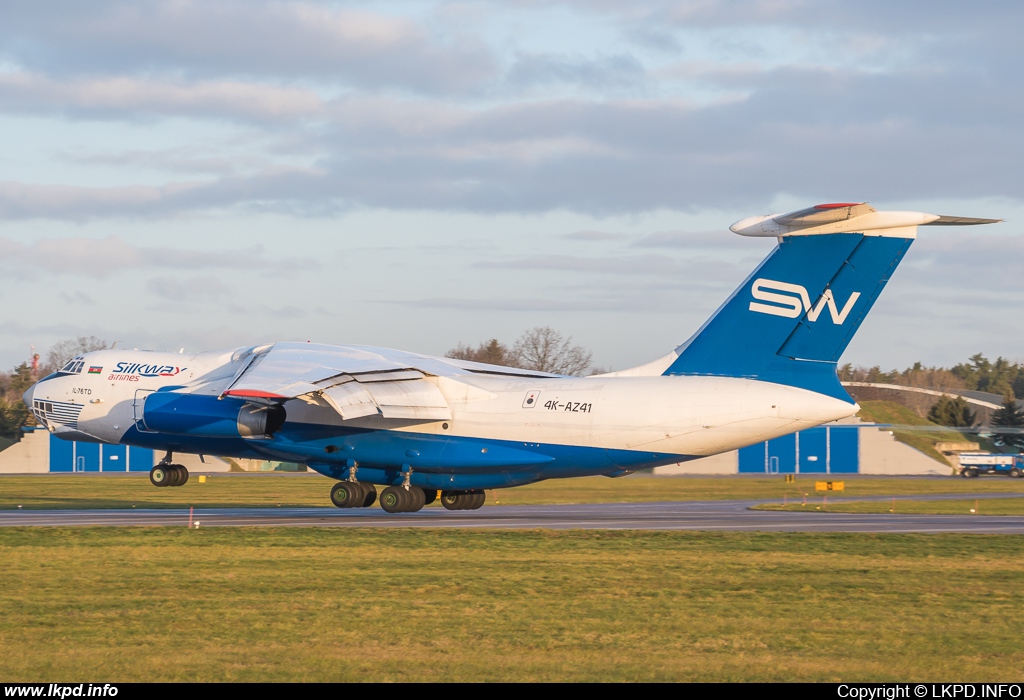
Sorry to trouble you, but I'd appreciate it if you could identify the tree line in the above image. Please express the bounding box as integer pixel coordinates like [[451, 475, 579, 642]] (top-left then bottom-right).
[[840, 354, 1024, 450], [446, 326, 599, 376], [839, 353, 1024, 400], [2, 336, 1021, 451]]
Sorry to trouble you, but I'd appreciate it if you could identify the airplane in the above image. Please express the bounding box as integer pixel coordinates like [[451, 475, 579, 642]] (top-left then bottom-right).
[[23, 203, 1000, 513]]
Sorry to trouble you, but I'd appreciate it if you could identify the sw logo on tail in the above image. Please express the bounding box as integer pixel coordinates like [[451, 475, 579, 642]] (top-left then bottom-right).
[[749, 279, 861, 324]]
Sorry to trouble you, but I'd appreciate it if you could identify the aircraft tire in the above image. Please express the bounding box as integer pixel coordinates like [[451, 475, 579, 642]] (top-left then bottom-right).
[[406, 486, 426, 513], [440, 491, 463, 510], [330, 482, 360, 508], [176, 465, 189, 486], [422, 488, 438, 506], [468, 491, 486, 510], [168, 465, 185, 487], [345, 482, 367, 507], [361, 484, 377, 508], [380, 486, 408, 513], [150, 465, 172, 487]]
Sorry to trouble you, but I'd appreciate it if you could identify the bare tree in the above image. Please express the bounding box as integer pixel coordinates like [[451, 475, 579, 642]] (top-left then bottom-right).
[[446, 339, 511, 366], [44, 336, 108, 374], [509, 326, 592, 376]]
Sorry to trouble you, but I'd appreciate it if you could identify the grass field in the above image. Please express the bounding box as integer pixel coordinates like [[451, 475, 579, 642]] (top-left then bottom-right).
[[1, 528, 1023, 682], [757, 498, 1024, 516], [2, 473, 1024, 510], [4, 528, 1024, 682], [4, 477, 1024, 681]]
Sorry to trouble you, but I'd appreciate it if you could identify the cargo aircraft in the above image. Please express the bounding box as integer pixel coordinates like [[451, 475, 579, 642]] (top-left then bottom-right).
[[23, 204, 999, 513]]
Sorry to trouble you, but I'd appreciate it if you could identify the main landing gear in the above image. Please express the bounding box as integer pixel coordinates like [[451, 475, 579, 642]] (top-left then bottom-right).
[[329, 483, 486, 513], [328, 462, 486, 513], [330, 481, 377, 508], [440, 491, 485, 511]]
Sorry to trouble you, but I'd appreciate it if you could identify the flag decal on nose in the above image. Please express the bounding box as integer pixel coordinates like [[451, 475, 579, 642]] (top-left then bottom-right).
[[88, 366, 103, 374]]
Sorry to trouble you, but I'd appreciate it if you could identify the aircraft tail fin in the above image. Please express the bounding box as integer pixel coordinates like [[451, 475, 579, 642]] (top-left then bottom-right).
[[660, 203, 999, 401]]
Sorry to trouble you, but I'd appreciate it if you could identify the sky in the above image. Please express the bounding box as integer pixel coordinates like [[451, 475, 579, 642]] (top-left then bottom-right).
[[1, 0, 1022, 373]]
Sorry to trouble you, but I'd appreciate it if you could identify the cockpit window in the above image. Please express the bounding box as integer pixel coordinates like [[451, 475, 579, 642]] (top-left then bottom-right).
[[58, 357, 86, 375]]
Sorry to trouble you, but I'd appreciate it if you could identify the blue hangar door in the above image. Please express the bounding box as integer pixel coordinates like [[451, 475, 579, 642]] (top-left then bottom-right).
[[49, 435, 155, 472], [738, 426, 859, 474]]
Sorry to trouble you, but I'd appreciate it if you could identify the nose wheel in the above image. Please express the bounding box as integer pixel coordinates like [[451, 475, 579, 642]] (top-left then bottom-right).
[[150, 464, 188, 487]]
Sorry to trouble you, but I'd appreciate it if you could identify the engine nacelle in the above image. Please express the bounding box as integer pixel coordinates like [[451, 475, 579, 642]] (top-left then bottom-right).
[[141, 392, 286, 439]]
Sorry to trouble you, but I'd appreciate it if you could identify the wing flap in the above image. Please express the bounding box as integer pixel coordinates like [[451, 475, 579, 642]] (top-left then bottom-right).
[[363, 379, 452, 421], [321, 382, 381, 420]]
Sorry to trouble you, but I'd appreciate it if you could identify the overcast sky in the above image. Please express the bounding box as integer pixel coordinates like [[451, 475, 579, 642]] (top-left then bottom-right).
[[2, 0, 1022, 373]]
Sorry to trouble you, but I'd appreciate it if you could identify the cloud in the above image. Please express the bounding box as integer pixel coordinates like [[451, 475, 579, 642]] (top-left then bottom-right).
[[476, 253, 687, 276], [506, 52, 646, 91], [401, 295, 675, 313], [562, 230, 630, 241], [146, 276, 233, 301], [0, 168, 327, 220], [57, 290, 95, 305], [0, 2, 1022, 222], [0, 1, 498, 94], [0, 72, 325, 122], [59, 146, 288, 178], [4, 74, 1024, 221], [0, 235, 317, 278], [632, 229, 763, 250]]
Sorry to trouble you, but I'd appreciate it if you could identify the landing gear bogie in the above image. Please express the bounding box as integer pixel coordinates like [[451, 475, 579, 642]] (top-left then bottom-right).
[[440, 490, 486, 511], [150, 464, 188, 488], [380, 485, 427, 513], [330, 482, 359, 508], [331, 481, 378, 509]]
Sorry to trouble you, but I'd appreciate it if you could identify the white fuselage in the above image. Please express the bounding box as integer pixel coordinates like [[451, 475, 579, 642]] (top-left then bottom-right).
[[29, 348, 857, 462]]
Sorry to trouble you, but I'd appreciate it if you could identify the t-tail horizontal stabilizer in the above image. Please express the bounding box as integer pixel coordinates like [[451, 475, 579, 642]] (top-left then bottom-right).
[[664, 202, 1001, 401]]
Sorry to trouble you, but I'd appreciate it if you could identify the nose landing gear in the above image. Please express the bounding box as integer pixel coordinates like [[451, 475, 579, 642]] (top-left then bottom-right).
[[150, 464, 188, 487], [150, 452, 189, 487]]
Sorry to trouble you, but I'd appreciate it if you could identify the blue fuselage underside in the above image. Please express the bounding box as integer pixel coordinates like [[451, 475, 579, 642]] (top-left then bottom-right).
[[117, 422, 690, 490]]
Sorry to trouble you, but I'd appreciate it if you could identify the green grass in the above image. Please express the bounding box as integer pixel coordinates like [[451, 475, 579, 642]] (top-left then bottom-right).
[[1, 528, 1022, 681], [2, 473, 1024, 510], [758, 497, 1024, 516], [856, 400, 973, 464]]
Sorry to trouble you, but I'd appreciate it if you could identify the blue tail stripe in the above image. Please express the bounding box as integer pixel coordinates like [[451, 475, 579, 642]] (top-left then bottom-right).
[[663, 233, 913, 401], [778, 236, 912, 363]]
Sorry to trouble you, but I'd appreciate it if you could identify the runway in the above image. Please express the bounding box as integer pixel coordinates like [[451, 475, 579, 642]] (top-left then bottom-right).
[[3, 493, 1024, 533]]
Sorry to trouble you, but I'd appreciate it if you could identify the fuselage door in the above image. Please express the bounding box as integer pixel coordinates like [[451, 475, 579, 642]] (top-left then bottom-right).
[[133, 389, 155, 431]]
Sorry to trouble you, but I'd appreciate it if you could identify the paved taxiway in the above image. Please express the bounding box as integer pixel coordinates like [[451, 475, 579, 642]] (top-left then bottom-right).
[[3, 493, 1024, 533]]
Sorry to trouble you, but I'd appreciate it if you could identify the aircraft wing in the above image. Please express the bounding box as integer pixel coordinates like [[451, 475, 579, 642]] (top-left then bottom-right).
[[216, 342, 558, 422]]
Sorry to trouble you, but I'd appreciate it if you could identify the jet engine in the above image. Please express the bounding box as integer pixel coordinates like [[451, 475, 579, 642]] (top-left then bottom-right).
[[141, 392, 286, 439]]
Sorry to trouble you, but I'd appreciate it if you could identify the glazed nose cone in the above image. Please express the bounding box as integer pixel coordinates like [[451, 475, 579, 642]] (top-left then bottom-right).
[[22, 382, 35, 411]]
